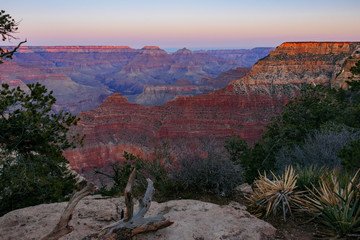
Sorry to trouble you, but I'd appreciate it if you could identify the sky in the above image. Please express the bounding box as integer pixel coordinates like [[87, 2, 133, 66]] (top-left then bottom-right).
[[1, 0, 360, 49]]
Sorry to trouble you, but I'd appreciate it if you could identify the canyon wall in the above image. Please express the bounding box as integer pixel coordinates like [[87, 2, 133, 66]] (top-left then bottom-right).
[[134, 67, 251, 106], [1, 46, 271, 113], [64, 42, 360, 172], [197, 47, 274, 67]]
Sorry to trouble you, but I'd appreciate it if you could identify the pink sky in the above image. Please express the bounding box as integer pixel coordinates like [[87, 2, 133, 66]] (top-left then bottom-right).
[[2, 0, 360, 49]]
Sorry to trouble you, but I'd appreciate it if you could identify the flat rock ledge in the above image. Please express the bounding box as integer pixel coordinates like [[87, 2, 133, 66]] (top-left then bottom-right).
[[0, 196, 276, 240]]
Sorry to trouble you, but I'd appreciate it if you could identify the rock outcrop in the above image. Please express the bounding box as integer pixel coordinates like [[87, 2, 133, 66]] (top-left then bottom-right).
[[64, 42, 360, 172], [0, 196, 276, 240], [199, 67, 251, 88], [197, 47, 275, 67], [133, 67, 251, 106], [134, 84, 215, 106]]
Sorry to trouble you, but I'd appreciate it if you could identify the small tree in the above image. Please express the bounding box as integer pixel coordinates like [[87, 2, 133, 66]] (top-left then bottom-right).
[[0, 83, 82, 215]]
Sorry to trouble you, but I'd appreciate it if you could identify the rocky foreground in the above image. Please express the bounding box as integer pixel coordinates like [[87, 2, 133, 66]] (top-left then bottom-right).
[[0, 196, 276, 240]]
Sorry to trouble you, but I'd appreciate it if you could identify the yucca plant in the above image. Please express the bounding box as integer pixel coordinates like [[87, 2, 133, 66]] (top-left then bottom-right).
[[296, 164, 328, 191], [305, 169, 360, 238], [247, 166, 305, 221]]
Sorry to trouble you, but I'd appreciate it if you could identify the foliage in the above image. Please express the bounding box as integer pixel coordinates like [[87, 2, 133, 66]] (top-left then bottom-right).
[[241, 81, 360, 182], [350, 60, 360, 75], [136, 143, 175, 198], [0, 10, 26, 63], [275, 126, 360, 171], [0, 83, 81, 216], [296, 165, 328, 191], [224, 133, 249, 164], [95, 143, 175, 198], [305, 170, 360, 238], [170, 150, 242, 197], [0, 83, 81, 157], [247, 166, 305, 221], [94, 159, 134, 197], [338, 138, 360, 173], [0, 155, 76, 216]]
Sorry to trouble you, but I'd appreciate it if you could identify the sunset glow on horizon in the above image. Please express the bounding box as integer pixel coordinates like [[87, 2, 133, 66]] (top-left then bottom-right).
[[2, 0, 360, 49]]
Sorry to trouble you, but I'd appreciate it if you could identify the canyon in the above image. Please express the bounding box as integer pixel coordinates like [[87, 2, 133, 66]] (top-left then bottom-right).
[[0, 46, 271, 113], [64, 42, 360, 172]]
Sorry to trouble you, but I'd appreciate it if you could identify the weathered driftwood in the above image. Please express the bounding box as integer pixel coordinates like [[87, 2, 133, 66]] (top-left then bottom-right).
[[83, 168, 173, 240], [42, 183, 96, 240]]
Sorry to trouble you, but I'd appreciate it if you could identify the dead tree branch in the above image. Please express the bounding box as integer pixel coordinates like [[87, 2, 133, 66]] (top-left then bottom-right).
[[0, 39, 27, 61], [83, 168, 173, 240], [123, 168, 136, 222], [42, 183, 96, 240]]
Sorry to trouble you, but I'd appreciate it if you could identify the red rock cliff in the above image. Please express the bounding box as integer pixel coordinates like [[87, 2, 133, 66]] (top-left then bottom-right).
[[64, 42, 360, 172]]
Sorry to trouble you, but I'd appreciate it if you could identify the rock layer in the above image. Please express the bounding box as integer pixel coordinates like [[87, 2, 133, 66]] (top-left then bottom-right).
[[0, 61, 112, 113], [1, 46, 271, 113], [64, 42, 360, 172]]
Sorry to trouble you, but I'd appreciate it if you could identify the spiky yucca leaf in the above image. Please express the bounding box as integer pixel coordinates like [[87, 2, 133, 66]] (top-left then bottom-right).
[[305, 169, 360, 238], [247, 166, 305, 221], [305, 169, 360, 212]]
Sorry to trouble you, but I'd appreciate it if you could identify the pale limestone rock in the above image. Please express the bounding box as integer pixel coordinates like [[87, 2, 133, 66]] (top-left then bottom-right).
[[0, 196, 275, 240]]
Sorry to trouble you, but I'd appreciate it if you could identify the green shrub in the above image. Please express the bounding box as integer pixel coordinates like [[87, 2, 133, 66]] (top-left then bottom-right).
[[0, 155, 76, 216], [0, 83, 81, 216], [296, 165, 328, 191], [338, 139, 360, 173]]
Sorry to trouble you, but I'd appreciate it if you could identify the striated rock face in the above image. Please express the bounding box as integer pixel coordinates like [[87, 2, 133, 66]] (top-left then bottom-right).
[[0, 197, 276, 240], [0, 61, 112, 114], [133, 67, 251, 106], [64, 42, 360, 172], [331, 46, 360, 89], [200, 67, 251, 88], [1, 46, 264, 113], [134, 84, 215, 106], [197, 47, 274, 67]]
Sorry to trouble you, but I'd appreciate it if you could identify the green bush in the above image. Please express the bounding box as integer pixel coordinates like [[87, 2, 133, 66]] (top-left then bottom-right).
[[296, 165, 328, 191], [0, 154, 77, 216], [338, 139, 360, 173], [0, 83, 81, 216]]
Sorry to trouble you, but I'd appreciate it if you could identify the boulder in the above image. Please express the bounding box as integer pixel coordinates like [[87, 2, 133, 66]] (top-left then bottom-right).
[[0, 196, 276, 240], [235, 183, 254, 196]]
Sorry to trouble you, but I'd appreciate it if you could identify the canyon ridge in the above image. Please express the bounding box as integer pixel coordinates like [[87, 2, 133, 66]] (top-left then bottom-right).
[[0, 46, 271, 113], [64, 42, 360, 173]]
